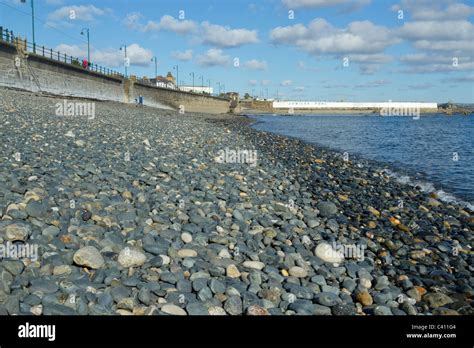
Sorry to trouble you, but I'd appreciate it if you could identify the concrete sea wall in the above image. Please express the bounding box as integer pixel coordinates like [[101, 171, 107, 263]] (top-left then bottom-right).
[[0, 41, 231, 114], [0, 41, 125, 102], [132, 82, 231, 114]]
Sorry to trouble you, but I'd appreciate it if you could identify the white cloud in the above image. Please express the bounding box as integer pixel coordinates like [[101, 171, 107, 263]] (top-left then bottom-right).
[[269, 23, 308, 45], [123, 14, 259, 49], [399, 20, 474, 41], [123, 13, 197, 34], [270, 19, 398, 54], [261, 80, 271, 86], [201, 22, 259, 48], [413, 39, 474, 54], [92, 49, 125, 67], [280, 80, 292, 86], [400, 54, 470, 66], [243, 59, 268, 70], [392, 0, 474, 20], [196, 48, 231, 67], [48, 5, 108, 22], [55, 43, 153, 68], [55, 44, 84, 58], [270, 18, 399, 73], [122, 44, 154, 66], [248, 79, 258, 86], [123, 12, 143, 30], [282, 0, 371, 11], [155, 15, 197, 34], [398, 20, 474, 58], [393, 2, 474, 73], [348, 53, 392, 64], [171, 49, 193, 61], [399, 53, 474, 73], [348, 53, 393, 75]]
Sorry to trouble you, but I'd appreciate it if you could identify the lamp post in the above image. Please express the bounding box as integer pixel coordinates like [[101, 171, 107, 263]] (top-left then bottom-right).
[[80, 28, 90, 63], [207, 79, 211, 95], [120, 45, 128, 77], [21, 0, 35, 52], [198, 75, 204, 94], [151, 57, 157, 78], [189, 72, 195, 92], [173, 65, 179, 89], [217, 82, 221, 95]]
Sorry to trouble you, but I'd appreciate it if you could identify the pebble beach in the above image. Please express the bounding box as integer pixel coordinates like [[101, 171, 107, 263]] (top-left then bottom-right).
[[0, 87, 472, 316]]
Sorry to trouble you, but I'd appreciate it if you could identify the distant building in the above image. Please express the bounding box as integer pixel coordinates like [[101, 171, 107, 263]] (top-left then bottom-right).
[[165, 72, 176, 84], [273, 101, 438, 109], [151, 72, 177, 89], [179, 85, 213, 94]]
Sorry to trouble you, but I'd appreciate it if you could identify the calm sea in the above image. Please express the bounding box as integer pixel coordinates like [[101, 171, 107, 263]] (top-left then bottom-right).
[[251, 114, 474, 207]]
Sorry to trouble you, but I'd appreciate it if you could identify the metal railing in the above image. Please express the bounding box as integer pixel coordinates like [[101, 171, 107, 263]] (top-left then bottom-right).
[[0, 26, 123, 78]]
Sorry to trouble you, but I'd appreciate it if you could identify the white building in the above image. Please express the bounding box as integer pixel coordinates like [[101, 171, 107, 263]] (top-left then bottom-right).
[[273, 101, 438, 110], [179, 85, 213, 94], [155, 81, 177, 89]]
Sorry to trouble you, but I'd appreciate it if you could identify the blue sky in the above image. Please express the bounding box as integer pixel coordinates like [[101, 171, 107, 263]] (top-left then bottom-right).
[[1, 0, 473, 102]]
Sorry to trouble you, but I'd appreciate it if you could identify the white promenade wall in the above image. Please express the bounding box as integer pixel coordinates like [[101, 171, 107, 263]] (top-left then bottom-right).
[[273, 101, 438, 109]]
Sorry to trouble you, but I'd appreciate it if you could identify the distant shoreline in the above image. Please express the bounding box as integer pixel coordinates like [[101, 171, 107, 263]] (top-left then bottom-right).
[[242, 108, 439, 115], [239, 99, 473, 116], [241, 108, 471, 115]]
